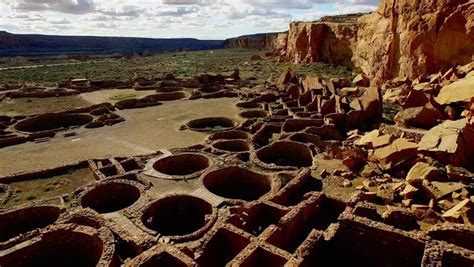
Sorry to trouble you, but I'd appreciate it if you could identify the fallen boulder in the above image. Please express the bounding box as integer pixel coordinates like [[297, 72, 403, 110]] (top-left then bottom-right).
[[422, 181, 464, 200], [373, 138, 418, 171], [406, 162, 441, 186], [353, 73, 370, 87], [418, 118, 474, 171], [436, 76, 474, 105], [394, 103, 444, 129]]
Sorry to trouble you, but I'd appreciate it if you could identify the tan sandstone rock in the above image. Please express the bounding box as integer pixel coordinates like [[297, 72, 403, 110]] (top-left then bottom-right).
[[406, 162, 440, 186], [285, 15, 359, 67], [435, 76, 474, 105], [353, 73, 370, 87], [402, 90, 430, 109], [394, 103, 445, 129], [356, 129, 381, 146], [354, 0, 474, 85], [224, 32, 286, 51], [422, 181, 465, 200], [419, 118, 474, 171], [442, 198, 472, 223], [373, 138, 418, 171], [302, 76, 324, 92]]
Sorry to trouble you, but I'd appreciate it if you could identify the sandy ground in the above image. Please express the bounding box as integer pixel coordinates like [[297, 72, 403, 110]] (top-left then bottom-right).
[[0, 96, 91, 116], [80, 89, 157, 104], [0, 97, 243, 176]]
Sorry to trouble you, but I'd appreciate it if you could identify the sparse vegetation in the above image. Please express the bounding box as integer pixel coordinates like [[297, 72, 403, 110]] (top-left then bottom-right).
[[2, 56, 29, 67], [2, 168, 94, 208], [383, 101, 401, 123], [0, 49, 357, 87], [43, 185, 55, 192], [63, 193, 75, 204], [206, 126, 226, 133], [25, 192, 36, 201]]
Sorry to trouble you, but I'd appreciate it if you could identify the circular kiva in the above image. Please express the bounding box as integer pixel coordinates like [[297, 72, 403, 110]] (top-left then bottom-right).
[[0, 224, 116, 267], [14, 113, 93, 133], [203, 166, 274, 201], [186, 117, 236, 132], [288, 132, 325, 150], [198, 84, 221, 93], [151, 153, 210, 179], [141, 194, 216, 241], [79, 180, 142, 214], [207, 130, 249, 141], [212, 140, 251, 153], [156, 86, 183, 93], [253, 141, 313, 169], [239, 110, 268, 119], [0, 205, 61, 243], [236, 102, 262, 109], [145, 92, 187, 101]]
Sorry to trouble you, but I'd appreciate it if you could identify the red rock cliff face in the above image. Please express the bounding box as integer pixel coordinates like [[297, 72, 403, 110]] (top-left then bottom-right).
[[282, 1, 473, 85], [354, 0, 474, 84], [285, 19, 358, 67], [224, 32, 288, 51]]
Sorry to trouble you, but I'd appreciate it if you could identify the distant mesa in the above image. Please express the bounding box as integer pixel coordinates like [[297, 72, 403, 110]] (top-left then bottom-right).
[[0, 31, 223, 57]]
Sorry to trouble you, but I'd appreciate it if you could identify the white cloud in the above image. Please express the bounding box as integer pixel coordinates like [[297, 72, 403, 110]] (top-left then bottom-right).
[[11, 0, 94, 14], [0, 0, 379, 39]]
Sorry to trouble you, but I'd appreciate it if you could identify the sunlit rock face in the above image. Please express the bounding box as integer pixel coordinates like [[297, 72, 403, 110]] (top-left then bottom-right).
[[354, 0, 473, 85]]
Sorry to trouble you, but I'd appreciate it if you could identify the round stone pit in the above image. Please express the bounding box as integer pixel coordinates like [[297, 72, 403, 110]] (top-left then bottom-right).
[[203, 166, 275, 202], [0, 224, 115, 267], [212, 140, 251, 153], [239, 110, 268, 119], [236, 102, 262, 109], [145, 92, 187, 101], [149, 153, 211, 180], [0, 205, 61, 243], [14, 113, 93, 133], [140, 194, 216, 241], [186, 117, 237, 132], [253, 141, 314, 169], [79, 180, 142, 214], [156, 86, 184, 93], [208, 130, 249, 141]]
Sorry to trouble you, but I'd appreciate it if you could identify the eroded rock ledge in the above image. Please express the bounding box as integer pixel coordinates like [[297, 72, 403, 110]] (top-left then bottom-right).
[[225, 0, 473, 85]]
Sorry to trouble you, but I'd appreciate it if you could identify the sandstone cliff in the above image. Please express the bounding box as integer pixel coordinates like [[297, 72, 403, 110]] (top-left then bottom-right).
[[224, 32, 288, 51], [285, 16, 359, 67], [355, 0, 474, 84], [282, 1, 473, 85]]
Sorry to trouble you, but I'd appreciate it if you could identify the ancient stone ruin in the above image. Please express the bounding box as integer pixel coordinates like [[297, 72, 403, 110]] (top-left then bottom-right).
[[1, 55, 473, 266], [0, 0, 473, 266]]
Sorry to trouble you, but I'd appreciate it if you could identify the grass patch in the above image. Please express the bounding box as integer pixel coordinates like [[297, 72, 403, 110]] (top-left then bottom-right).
[[109, 94, 137, 101], [63, 193, 75, 205], [43, 185, 55, 192], [383, 101, 401, 123], [25, 192, 36, 201], [278, 173, 293, 187]]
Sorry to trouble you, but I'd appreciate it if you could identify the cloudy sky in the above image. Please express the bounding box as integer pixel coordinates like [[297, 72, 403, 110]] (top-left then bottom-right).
[[0, 0, 379, 40]]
